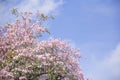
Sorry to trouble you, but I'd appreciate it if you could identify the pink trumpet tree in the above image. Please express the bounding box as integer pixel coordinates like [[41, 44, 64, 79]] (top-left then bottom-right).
[[0, 10, 84, 80]]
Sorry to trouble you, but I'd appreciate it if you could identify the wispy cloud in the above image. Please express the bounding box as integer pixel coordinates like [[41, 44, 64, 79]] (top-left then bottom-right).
[[15, 0, 63, 14], [0, 0, 63, 24], [105, 43, 120, 80], [92, 43, 120, 80]]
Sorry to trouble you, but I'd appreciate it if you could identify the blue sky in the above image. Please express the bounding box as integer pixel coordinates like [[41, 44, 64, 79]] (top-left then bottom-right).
[[0, 0, 120, 80]]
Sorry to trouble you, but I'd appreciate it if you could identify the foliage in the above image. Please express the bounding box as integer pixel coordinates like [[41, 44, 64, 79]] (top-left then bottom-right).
[[0, 9, 84, 80]]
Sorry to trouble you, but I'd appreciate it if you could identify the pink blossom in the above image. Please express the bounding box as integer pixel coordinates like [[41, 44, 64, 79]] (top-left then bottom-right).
[[0, 11, 84, 80]]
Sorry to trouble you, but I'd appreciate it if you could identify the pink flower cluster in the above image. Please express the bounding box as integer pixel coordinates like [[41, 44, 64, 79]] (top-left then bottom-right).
[[0, 11, 84, 80]]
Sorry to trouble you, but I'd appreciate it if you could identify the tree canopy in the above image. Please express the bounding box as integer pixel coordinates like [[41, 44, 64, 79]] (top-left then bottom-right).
[[0, 10, 84, 80]]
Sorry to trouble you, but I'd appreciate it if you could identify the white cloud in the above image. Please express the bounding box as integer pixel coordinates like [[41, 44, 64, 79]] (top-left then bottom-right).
[[92, 43, 120, 80], [105, 43, 120, 79], [0, 0, 63, 24], [15, 0, 63, 14], [39, 0, 63, 14]]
